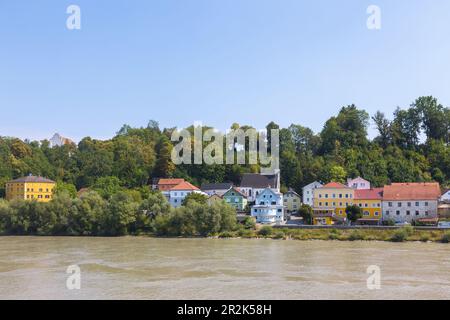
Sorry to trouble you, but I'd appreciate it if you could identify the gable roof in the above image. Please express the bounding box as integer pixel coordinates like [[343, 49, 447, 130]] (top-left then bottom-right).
[[322, 182, 350, 189], [256, 187, 282, 199], [355, 188, 383, 200], [201, 182, 233, 191], [170, 181, 199, 191], [158, 178, 185, 185], [9, 175, 55, 184], [284, 188, 301, 197], [223, 187, 247, 198], [383, 183, 441, 201], [208, 194, 223, 199], [240, 173, 277, 188], [302, 181, 323, 190]]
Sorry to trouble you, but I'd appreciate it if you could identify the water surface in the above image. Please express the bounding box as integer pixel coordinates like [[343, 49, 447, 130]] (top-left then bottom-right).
[[0, 237, 449, 299]]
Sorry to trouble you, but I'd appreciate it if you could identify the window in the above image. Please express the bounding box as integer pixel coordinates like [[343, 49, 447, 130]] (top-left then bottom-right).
[[388, 202, 393, 207], [406, 211, 410, 215], [397, 202, 402, 207], [386, 211, 390, 215], [339, 194, 342, 198], [325, 194, 328, 198], [425, 211, 429, 216], [415, 211, 419, 216], [374, 211, 379, 216], [415, 202, 419, 206], [425, 202, 429, 207], [364, 211, 369, 216], [396, 211, 400, 215], [407, 202, 411, 207]]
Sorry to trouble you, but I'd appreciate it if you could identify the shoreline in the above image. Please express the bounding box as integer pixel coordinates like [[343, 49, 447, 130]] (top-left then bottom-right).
[[1, 226, 450, 243]]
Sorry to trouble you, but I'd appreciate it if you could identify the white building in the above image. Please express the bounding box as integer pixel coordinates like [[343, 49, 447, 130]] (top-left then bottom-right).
[[251, 188, 285, 224], [347, 177, 370, 190], [239, 170, 280, 202], [382, 183, 441, 223], [168, 181, 206, 208], [302, 181, 323, 207], [49, 133, 74, 148], [441, 189, 450, 203]]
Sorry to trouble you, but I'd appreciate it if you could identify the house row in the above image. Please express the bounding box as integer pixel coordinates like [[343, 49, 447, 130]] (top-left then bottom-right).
[[309, 179, 442, 225]]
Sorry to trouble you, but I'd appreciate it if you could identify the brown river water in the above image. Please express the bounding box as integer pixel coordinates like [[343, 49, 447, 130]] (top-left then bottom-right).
[[0, 237, 449, 299]]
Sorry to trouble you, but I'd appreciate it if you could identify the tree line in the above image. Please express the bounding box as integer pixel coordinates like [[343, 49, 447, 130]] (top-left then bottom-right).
[[0, 190, 239, 236], [0, 96, 449, 198]]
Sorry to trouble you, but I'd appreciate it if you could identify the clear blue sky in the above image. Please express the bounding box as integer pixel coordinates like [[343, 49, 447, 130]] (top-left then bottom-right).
[[1, 0, 450, 142]]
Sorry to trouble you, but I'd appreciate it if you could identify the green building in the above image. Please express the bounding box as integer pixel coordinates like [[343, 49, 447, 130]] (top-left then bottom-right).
[[223, 187, 248, 211]]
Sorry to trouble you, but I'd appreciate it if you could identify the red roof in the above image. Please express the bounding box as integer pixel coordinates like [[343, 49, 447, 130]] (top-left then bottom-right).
[[383, 183, 441, 201], [355, 188, 383, 200], [158, 178, 185, 185], [170, 181, 199, 191], [322, 182, 349, 188]]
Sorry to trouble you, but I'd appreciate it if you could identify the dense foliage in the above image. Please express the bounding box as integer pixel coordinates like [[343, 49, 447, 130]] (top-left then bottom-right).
[[0, 96, 449, 200], [0, 190, 239, 236]]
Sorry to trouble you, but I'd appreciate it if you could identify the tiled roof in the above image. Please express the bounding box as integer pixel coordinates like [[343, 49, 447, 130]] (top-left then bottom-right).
[[322, 182, 349, 189], [201, 183, 233, 191], [158, 178, 185, 185], [284, 188, 301, 197], [170, 181, 199, 191], [383, 183, 441, 201], [9, 176, 55, 184], [354, 188, 383, 200], [240, 174, 277, 188], [224, 187, 247, 198]]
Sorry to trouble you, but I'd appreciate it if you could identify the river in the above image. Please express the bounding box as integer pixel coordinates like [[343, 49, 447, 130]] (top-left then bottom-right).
[[0, 237, 449, 299]]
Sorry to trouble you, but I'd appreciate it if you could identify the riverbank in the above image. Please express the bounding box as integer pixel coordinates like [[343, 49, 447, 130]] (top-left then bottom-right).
[[217, 226, 450, 243]]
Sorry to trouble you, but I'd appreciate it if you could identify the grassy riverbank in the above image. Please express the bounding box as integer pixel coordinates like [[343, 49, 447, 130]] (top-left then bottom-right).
[[217, 226, 450, 243]]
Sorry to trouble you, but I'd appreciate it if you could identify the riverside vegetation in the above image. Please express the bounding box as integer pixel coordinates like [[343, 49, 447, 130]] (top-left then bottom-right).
[[1, 189, 450, 243]]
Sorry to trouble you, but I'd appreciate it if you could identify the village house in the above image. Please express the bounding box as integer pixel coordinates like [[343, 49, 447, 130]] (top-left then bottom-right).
[[222, 187, 248, 211], [207, 194, 223, 206], [167, 181, 206, 208], [5, 175, 56, 202], [347, 176, 371, 190], [251, 188, 284, 224], [302, 181, 322, 207], [313, 182, 355, 225], [239, 170, 280, 202], [441, 189, 450, 203], [353, 188, 383, 225], [200, 182, 233, 197], [382, 182, 441, 223], [283, 188, 301, 213]]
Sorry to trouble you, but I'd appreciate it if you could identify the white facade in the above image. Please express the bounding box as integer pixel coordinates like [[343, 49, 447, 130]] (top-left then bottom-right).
[[441, 190, 450, 202], [251, 188, 284, 224], [302, 181, 323, 207], [168, 189, 206, 208], [382, 200, 438, 223], [347, 177, 370, 190]]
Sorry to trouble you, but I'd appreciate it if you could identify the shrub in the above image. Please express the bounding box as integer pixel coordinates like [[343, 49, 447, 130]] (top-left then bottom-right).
[[219, 231, 235, 238], [243, 216, 256, 230], [272, 231, 285, 239], [391, 228, 408, 242], [420, 234, 430, 242], [238, 229, 256, 238], [441, 232, 450, 243], [348, 230, 365, 241], [258, 226, 273, 237]]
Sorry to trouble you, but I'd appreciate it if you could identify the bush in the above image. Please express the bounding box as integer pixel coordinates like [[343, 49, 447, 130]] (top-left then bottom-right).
[[272, 231, 285, 239], [348, 230, 365, 241], [258, 226, 273, 237], [441, 232, 450, 243], [391, 228, 408, 242], [243, 216, 256, 230], [237, 229, 256, 238], [219, 231, 235, 238]]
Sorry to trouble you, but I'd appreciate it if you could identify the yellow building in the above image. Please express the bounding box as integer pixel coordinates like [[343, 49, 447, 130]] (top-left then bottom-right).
[[283, 189, 301, 213], [353, 188, 383, 224], [313, 182, 355, 223], [5, 175, 56, 202]]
